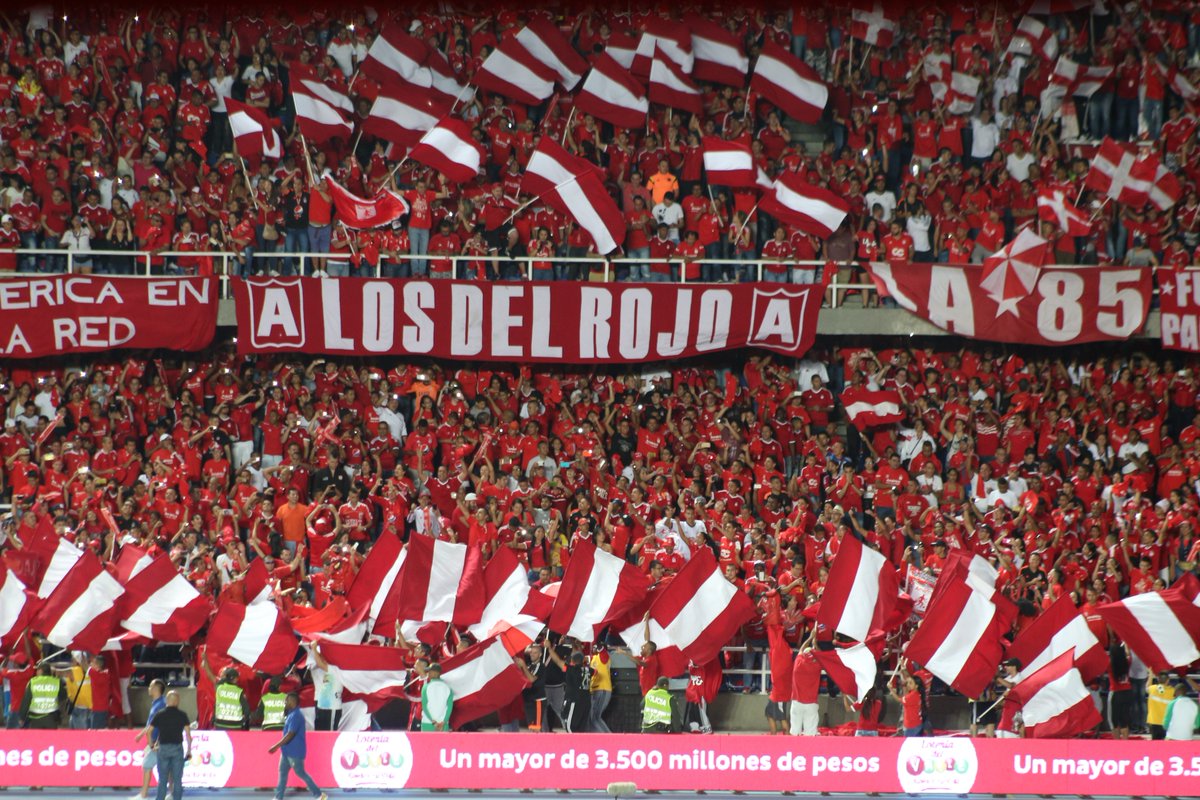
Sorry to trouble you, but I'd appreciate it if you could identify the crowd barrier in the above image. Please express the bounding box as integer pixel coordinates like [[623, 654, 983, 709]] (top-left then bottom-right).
[[0, 730, 1196, 794]]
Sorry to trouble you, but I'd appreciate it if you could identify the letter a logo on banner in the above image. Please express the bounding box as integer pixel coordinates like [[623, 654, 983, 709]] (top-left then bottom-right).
[[748, 286, 812, 351], [247, 278, 306, 349]]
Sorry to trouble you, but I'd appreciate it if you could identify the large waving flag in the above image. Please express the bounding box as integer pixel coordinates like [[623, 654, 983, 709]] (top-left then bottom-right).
[[226, 98, 282, 167], [1006, 593, 1108, 683], [631, 18, 693, 78], [292, 79, 354, 142], [317, 641, 409, 698], [620, 550, 757, 676], [850, 2, 898, 48], [814, 637, 883, 702], [574, 53, 649, 129], [1084, 138, 1157, 207], [363, 85, 449, 148], [1097, 574, 1200, 673], [34, 549, 123, 652], [207, 598, 298, 674], [1037, 186, 1092, 236], [475, 39, 558, 106], [116, 556, 211, 642], [360, 24, 430, 87], [346, 530, 406, 636], [686, 16, 748, 87], [648, 47, 704, 115], [702, 136, 772, 190], [409, 118, 483, 183], [751, 41, 827, 124], [467, 548, 554, 648], [439, 636, 531, 728], [816, 534, 901, 642], [392, 534, 486, 626], [515, 19, 588, 91], [521, 138, 626, 255], [1006, 651, 1102, 738], [979, 228, 1050, 317], [760, 172, 849, 238], [839, 387, 904, 429], [327, 179, 409, 230], [0, 565, 37, 650], [548, 540, 648, 642]]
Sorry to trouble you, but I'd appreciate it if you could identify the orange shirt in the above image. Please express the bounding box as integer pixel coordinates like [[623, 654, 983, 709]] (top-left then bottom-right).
[[274, 502, 310, 543]]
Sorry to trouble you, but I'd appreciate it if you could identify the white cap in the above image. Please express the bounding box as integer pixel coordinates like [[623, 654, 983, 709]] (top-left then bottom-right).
[[464, 493, 477, 502], [1, 215, 11, 223]]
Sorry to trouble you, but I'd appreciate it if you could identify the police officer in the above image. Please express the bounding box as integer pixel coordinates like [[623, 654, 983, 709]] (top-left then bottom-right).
[[259, 677, 288, 731], [213, 667, 249, 730], [641, 676, 678, 733], [21, 663, 66, 729]]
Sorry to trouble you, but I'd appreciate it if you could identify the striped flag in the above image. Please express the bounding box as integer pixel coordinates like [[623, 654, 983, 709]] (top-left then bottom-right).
[[467, 548, 554, 645], [363, 85, 449, 147], [409, 118, 484, 183], [439, 636, 531, 728], [207, 598, 299, 674], [515, 19, 589, 91], [1006, 651, 1102, 738], [751, 41, 828, 124], [648, 47, 703, 115], [346, 530, 406, 636], [116, 556, 211, 642], [521, 138, 626, 255], [1007, 593, 1108, 683], [548, 540, 648, 642], [631, 18, 693, 78], [0, 565, 36, 650], [702, 137, 772, 190], [316, 640, 409, 698], [392, 534, 486, 626], [33, 549, 123, 652], [360, 24, 430, 87], [475, 39, 558, 106], [816, 534, 901, 643], [687, 16, 748, 87], [760, 172, 849, 238], [292, 79, 354, 143], [839, 387, 904, 429], [574, 53, 648, 129], [1097, 574, 1200, 673], [814, 638, 882, 702]]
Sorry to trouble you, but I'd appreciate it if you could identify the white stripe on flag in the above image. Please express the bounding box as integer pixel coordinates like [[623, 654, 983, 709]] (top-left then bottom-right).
[[924, 589, 996, 683], [445, 639, 513, 697], [425, 542, 468, 621], [704, 149, 753, 173], [487, 49, 554, 99], [39, 540, 83, 598], [692, 34, 748, 72], [229, 110, 264, 138], [0, 574, 28, 638], [370, 550, 405, 623], [842, 545, 885, 641], [46, 571, 123, 646], [584, 69, 647, 110], [556, 177, 619, 255], [229, 602, 280, 667], [1124, 593, 1200, 666], [654, 568, 736, 650], [516, 28, 582, 89], [1018, 616, 1098, 680], [754, 54, 827, 107], [528, 151, 576, 185], [372, 37, 423, 81], [650, 59, 696, 94], [565, 550, 624, 641], [294, 94, 351, 127], [843, 400, 902, 419], [773, 180, 845, 233], [298, 80, 353, 113], [1021, 667, 1090, 728], [420, 126, 479, 170], [371, 96, 439, 132], [121, 577, 198, 636]]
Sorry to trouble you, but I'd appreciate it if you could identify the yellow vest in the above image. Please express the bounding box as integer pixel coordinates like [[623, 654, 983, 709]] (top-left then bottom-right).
[[28, 676, 60, 717], [1148, 682, 1177, 726], [642, 688, 673, 728], [64, 666, 91, 710], [260, 692, 287, 729], [214, 683, 245, 727]]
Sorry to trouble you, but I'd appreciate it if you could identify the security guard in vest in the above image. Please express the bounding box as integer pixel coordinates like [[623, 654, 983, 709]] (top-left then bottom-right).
[[21, 664, 66, 729], [641, 676, 678, 733], [259, 677, 288, 731], [213, 667, 250, 730]]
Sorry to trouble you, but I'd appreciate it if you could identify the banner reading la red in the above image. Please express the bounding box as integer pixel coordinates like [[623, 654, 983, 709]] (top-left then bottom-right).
[[0, 276, 216, 358], [233, 278, 823, 362]]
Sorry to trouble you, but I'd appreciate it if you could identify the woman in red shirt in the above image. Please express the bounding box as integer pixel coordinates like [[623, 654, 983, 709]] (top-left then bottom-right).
[[890, 672, 927, 737]]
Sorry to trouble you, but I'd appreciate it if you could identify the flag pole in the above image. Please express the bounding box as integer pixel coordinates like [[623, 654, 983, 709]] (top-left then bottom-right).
[[300, 132, 316, 184], [734, 200, 761, 240], [503, 196, 539, 226], [561, 105, 576, 144], [237, 157, 261, 210], [350, 128, 363, 158], [387, 156, 410, 183]]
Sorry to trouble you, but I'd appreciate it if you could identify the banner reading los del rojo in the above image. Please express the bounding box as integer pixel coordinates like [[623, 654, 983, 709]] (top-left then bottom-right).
[[1, 731, 1198, 794], [232, 277, 824, 362], [0, 276, 216, 358]]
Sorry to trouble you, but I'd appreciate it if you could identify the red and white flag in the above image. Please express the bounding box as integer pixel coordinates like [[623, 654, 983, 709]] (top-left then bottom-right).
[[631, 18, 693, 78], [980, 228, 1051, 317], [1169, 66, 1200, 102], [0, 565, 36, 650], [409, 118, 483, 183], [111, 545, 153, 584], [604, 32, 640, 70], [945, 71, 980, 115], [33, 550, 123, 652], [36, 536, 83, 599], [116, 556, 211, 642], [817, 534, 901, 643], [1006, 651, 1102, 738], [317, 641, 409, 698], [475, 39, 558, 106], [292, 79, 354, 143], [1097, 574, 1200, 673], [468, 548, 554, 644], [327, 179, 409, 229], [360, 24, 429, 87], [207, 598, 298, 675], [393, 534, 486, 626], [839, 388, 904, 429], [515, 19, 588, 91], [1049, 57, 1113, 98], [421, 50, 475, 106], [1006, 593, 1108, 683], [850, 2, 898, 49], [620, 550, 757, 676], [1037, 187, 1093, 236], [521, 138, 626, 255], [814, 638, 882, 702], [549, 540, 648, 642], [648, 47, 703, 115], [1008, 16, 1058, 61], [225, 98, 282, 167], [575, 53, 649, 129], [905, 565, 1017, 698], [702, 137, 771, 190], [760, 172, 850, 239], [1084, 137, 1157, 206], [363, 85, 449, 147], [751, 41, 828, 124], [686, 16, 749, 87], [346, 530, 406, 636], [1151, 164, 1182, 211], [439, 636, 531, 728]]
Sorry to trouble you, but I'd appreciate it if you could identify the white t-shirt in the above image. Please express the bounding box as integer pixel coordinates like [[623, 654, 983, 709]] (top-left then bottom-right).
[[970, 118, 1001, 159]]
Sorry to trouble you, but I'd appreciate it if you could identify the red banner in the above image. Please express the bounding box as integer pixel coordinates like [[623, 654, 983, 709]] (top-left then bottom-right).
[[0, 276, 216, 358], [232, 278, 823, 362], [1158, 268, 1200, 351], [0, 730, 1198, 794], [866, 262, 1151, 345]]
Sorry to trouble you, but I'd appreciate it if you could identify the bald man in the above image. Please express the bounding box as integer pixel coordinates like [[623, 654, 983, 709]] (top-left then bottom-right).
[[144, 691, 192, 800]]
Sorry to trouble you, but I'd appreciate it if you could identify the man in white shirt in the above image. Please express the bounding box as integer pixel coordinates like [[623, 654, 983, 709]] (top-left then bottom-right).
[[985, 477, 1020, 511], [1117, 430, 1151, 474], [864, 175, 897, 222], [373, 396, 407, 441], [970, 108, 1001, 163], [651, 194, 685, 242], [1004, 139, 1035, 181]]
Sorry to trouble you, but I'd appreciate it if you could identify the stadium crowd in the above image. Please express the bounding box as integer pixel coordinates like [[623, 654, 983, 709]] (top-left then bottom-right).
[[0, 342, 1199, 738], [0, 3, 1199, 280]]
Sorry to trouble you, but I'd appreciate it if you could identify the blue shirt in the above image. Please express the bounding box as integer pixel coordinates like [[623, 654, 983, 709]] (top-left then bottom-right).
[[281, 708, 306, 759], [146, 697, 167, 745]]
